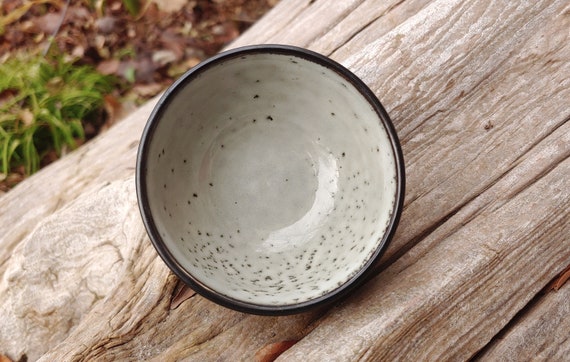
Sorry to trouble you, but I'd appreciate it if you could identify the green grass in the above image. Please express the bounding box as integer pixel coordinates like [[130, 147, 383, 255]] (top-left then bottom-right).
[[0, 54, 115, 179]]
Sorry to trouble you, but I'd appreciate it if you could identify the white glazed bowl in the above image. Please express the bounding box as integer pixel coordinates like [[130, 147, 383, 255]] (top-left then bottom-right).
[[136, 45, 404, 314]]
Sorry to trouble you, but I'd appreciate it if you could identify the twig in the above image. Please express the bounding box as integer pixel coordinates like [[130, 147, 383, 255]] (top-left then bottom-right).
[[42, 0, 71, 57]]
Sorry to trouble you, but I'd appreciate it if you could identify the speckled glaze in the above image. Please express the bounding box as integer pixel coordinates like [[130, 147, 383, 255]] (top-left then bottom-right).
[[136, 45, 405, 315]]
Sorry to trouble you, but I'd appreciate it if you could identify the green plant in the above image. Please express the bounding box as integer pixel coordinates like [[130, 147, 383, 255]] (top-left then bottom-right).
[[122, 0, 142, 17], [86, 0, 144, 17], [0, 54, 115, 178]]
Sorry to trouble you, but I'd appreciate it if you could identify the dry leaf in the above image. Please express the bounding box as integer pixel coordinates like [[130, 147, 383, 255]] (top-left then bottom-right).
[[152, 0, 188, 13], [0, 89, 17, 108], [186, 57, 201, 68], [71, 44, 85, 58], [549, 264, 570, 291], [103, 94, 122, 126], [152, 49, 178, 66], [254, 340, 297, 362], [133, 57, 156, 83], [167, 57, 200, 77], [19, 20, 35, 32], [170, 281, 196, 309], [0, 0, 59, 28], [67, 5, 91, 21], [96, 59, 120, 75], [132, 83, 164, 97], [95, 16, 117, 34], [94, 34, 106, 51], [19, 109, 34, 126], [33, 12, 64, 34], [110, 1, 122, 11], [0, 354, 14, 362], [159, 31, 186, 59]]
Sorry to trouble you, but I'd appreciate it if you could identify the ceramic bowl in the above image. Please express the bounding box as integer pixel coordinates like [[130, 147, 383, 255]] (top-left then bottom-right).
[[136, 45, 405, 315]]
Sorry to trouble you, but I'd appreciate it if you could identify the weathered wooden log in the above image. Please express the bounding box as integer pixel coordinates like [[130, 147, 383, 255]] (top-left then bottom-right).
[[1, 0, 569, 361], [476, 282, 570, 361]]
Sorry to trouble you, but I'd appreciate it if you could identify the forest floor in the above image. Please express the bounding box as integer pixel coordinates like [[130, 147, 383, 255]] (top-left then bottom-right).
[[0, 0, 278, 192]]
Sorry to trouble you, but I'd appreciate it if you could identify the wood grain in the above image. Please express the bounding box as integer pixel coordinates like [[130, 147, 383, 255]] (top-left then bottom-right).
[[278, 131, 570, 360], [476, 283, 570, 361], [0, 100, 157, 276], [0, 0, 568, 360]]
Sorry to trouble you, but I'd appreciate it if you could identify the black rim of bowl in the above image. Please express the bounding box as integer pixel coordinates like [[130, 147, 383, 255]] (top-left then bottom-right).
[[136, 44, 406, 315]]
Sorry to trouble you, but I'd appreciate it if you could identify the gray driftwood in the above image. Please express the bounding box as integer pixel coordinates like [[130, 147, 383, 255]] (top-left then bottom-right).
[[476, 282, 570, 361], [1, 0, 569, 361]]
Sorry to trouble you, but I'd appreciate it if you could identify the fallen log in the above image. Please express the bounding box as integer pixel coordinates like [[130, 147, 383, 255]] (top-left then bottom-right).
[[1, 0, 569, 360]]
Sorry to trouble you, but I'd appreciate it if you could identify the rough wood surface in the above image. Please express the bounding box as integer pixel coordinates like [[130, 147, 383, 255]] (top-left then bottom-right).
[[476, 283, 570, 361], [1, 0, 569, 361]]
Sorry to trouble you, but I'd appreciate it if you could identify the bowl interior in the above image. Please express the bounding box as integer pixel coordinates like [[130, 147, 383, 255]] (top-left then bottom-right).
[[141, 50, 398, 308]]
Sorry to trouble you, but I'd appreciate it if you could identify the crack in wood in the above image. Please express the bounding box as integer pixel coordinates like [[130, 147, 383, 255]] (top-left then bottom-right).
[[507, 150, 570, 203], [302, 0, 367, 51], [509, 113, 570, 170], [1, 1, 569, 360], [325, 0, 408, 56], [470, 216, 570, 360], [369, 119, 569, 291]]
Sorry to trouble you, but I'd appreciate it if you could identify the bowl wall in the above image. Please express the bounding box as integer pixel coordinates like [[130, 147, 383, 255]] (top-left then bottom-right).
[[137, 45, 404, 314]]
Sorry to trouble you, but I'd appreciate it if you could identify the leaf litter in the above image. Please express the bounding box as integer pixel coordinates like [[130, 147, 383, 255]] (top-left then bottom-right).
[[0, 0, 279, 192]]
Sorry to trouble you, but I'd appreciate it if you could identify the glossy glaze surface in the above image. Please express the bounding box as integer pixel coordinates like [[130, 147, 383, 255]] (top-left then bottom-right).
[[139, 47, 401, 309]]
